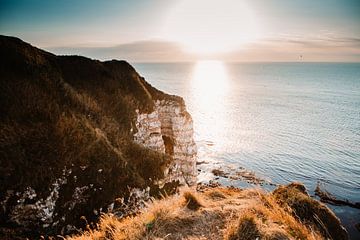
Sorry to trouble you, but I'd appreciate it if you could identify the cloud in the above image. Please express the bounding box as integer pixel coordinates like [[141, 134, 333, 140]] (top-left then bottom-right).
[[47, 40, 195, 62], [46, 36, 360, 62], [218, 34, 360, 62], [262, 35, 360, 48]]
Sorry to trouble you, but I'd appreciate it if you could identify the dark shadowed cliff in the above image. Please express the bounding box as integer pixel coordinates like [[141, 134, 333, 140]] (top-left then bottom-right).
[[0, 35, 196, 238]]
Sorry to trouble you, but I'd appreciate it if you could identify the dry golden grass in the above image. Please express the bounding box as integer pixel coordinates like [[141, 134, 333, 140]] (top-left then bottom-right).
[[67, 186, 325, 240], [183, 191, 203, 211], [225, 213, 261, 240]]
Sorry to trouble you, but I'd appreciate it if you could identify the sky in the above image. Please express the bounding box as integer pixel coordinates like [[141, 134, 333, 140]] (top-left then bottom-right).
[[1, 0, 360, 62]]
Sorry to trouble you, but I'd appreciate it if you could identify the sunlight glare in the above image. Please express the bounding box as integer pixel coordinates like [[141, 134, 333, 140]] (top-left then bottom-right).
[[190, 60, 229, 150], [163, 0, 261, 54], [191, 61, 229, 97]]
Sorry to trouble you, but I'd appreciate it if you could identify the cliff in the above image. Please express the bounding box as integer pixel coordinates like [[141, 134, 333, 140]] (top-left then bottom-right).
[[0, 36, 197, 237]]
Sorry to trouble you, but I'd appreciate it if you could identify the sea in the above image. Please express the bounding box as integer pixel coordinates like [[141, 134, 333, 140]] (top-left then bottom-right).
[[133, 61, 360, 238]]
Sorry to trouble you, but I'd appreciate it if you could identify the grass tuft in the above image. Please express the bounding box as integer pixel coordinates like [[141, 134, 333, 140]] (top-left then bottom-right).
[[183, 191, 203, 211], [225, 213, 261, 240]]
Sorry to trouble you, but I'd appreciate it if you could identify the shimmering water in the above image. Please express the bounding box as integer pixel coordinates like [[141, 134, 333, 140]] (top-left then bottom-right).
[[134, 62, 360, 237]]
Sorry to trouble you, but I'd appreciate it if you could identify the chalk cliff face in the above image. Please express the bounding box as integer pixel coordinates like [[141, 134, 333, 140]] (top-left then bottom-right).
[[0, 35, 197, 238], [134, 99, 197, 186]]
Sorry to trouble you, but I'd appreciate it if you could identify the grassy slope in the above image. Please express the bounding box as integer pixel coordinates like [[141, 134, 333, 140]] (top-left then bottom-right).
[[0, 35, 181, 236], [68, 183, 348, 240]]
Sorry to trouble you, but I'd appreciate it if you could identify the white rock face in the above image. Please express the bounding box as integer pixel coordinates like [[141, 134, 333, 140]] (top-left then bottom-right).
[[134, 99, 197, 186], [134, 109, 165, 153]]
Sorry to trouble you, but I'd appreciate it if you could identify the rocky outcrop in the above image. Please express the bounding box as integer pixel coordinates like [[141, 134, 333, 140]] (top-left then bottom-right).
[[134, 99, 197, 186], [273, 183, 349, 240]]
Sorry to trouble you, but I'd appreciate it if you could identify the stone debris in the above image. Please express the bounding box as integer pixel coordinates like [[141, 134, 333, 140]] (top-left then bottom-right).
[[8, 168, 72, 227], [211, 167, 277, 186]]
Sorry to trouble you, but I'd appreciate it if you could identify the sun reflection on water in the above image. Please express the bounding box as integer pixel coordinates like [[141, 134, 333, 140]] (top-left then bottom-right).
[[189, 60, 229, 152], [191, 60, 229, 106]]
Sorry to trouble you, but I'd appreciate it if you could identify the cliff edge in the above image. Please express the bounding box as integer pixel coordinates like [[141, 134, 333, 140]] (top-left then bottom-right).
[[68, 183, 348, 240], [0, 36, 197, 237]]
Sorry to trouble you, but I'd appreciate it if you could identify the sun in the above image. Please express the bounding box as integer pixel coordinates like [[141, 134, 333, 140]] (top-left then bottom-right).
[[162, 0, 262, 54]]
